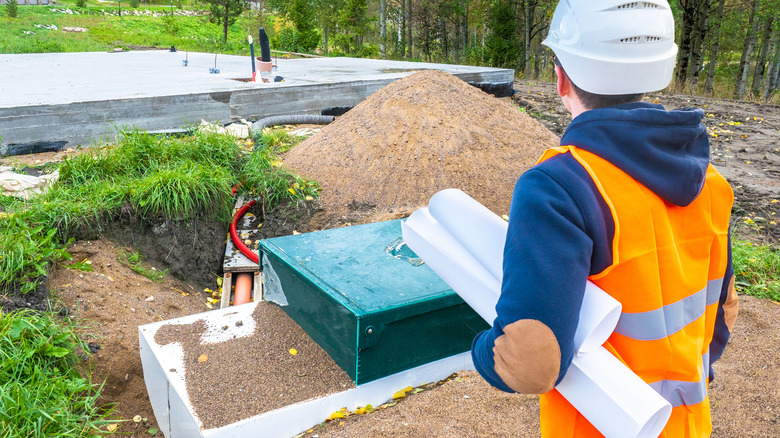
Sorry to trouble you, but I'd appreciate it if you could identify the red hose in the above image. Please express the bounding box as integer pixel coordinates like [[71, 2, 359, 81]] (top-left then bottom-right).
[[230, 199, 259, 264]]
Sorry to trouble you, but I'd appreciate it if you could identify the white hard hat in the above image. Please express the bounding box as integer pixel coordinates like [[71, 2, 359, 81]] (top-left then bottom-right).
[[542, 0, 678, 95]]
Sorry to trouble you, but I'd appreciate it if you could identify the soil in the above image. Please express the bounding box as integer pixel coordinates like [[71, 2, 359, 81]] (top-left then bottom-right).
[[1, 74, 779, 437], [154, 301, 354, 430], [283, 70, 560, 219]]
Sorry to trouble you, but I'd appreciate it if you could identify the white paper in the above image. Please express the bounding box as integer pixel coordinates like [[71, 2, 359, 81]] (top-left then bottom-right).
[[401, 189, 672, 438], [558, 347, 673, 438], [402, 212, 499, 324], [427, 189, 508, 283], [575, 282, 622, 354]]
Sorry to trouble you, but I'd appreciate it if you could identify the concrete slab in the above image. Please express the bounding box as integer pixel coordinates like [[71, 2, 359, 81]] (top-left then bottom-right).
[[0, 51, 513, 152]]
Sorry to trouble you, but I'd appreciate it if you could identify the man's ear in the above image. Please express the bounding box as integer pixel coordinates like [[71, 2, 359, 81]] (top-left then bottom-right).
[[555, 65, 569, 98]]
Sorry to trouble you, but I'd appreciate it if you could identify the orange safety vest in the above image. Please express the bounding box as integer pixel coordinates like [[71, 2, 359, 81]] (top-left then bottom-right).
[[537, 146, 732, 438]]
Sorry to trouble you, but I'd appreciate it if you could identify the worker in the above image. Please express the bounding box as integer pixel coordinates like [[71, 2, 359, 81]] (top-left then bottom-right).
[[470, 1, 738, 436]]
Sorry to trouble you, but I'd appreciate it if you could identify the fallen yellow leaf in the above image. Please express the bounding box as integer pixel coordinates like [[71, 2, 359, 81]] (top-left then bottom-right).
[[289, 348, 298, 356], [107, 423, 119, 432], [355, 407, 366, 415], [198, 354, 208, 362], [329, 411, 345, 420], [393, 386, 413, 399]]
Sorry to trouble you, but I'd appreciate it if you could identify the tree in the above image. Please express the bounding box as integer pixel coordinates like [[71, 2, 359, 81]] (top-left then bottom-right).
[[339, 0, 369, 52], [289, 0, 321, 52], [751, 14, 774, 97], [380, 0, 387, 58], [484, 0, 520, 69], [764, 24, 780, 100], [317, 0, 344, 54], [206, 0, 248, 43], [734, 0, 761, 99], [704, 0, 726, 95], [675, 0, 710, 90], [5, 0, 18, 18]]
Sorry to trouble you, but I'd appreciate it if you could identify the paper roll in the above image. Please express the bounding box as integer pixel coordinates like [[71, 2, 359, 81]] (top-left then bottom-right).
[[575, 282, 622, 354], [402, 210, 500, 324], [401, 189, 673, 438], [557, 347, 673, 438], [427, 189, 508, 283]]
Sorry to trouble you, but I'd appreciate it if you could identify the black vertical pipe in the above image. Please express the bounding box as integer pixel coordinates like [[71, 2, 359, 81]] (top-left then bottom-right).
[[258, 28, 271, 62]]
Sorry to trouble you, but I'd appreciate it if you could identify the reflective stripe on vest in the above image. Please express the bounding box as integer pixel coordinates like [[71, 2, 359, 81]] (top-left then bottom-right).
[[615, 278, 723, 341], [649, 351, 710, 407]]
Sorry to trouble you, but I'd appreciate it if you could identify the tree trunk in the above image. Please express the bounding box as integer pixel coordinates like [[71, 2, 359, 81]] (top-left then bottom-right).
[[463, 1, 469, 59], [223, 2, 229, 42], [401, 0, 406, 57], [764, 25, 780, 101], [675, 0, 697, 88], [704, 0, 726, 95], [752, 15, 774, 97], [407, 0, 413, 59], [734, 0, 761, 100], [323, 27, 329, 55], [380, 0, 386, 59], [687, 0, 710, 92], [523, 0, 535, 77]]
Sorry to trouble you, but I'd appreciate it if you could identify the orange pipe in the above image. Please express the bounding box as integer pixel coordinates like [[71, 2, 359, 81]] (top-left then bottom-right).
[[233, 273, 253, 305]]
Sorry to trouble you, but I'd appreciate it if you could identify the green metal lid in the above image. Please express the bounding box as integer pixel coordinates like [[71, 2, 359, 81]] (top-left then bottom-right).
[[259, 219, 464, 317]]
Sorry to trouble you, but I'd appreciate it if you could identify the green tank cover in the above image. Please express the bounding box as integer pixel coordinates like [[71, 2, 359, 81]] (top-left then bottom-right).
[[259, 219, 489, 385]]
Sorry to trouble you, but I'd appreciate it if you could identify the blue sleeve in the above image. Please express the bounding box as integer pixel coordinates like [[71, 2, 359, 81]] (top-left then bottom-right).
[[708, 232, 735, 380], [472, 154, 614, 391]]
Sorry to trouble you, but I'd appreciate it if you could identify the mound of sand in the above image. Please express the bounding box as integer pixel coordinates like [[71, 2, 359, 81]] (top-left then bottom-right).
[[283, 70, 559, 219]]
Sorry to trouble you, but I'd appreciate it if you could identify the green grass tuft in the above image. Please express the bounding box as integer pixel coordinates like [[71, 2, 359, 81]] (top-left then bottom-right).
[[0, 309, 116, 436], [118, 249, 167, 281], [241, 129, 319, 211], [0, 215, 72, 294], [731, 239, 780, 301]]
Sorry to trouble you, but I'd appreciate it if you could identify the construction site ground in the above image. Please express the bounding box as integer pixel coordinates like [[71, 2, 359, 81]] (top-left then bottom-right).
[[1, 77, 778, 437]]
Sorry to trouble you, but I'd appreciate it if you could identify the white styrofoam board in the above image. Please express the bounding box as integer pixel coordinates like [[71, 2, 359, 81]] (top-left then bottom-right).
[[139, 301, 475, 438]]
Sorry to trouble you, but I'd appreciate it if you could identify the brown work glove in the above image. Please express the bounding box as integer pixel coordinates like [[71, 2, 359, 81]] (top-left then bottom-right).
[[493, 319, 561, 394]]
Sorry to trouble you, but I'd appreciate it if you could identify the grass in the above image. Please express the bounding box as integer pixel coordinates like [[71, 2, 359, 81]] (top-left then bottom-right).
[[732, 239, 780, 301], [242, 128, 319, 211], [0, 308, 115, 436], [0, 214, 72, 295], [118, 249, 167, 281], [0, 4, 268, 55], [1, 128, 318, 296]]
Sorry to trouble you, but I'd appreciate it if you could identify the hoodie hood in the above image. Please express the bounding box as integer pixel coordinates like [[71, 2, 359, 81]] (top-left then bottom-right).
[[560, 102, 710, 206]]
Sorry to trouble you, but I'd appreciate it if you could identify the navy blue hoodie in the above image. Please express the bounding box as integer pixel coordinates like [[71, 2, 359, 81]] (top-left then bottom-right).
[[471, 102, 734, 392]]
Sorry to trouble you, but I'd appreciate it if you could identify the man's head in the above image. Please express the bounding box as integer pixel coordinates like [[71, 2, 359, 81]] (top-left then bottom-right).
[[542, 0, 677, 111], [552, 54, 644, 112]]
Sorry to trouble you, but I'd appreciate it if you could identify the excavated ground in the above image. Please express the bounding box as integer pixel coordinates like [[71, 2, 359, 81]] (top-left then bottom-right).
[[1, 73, 778, 437]]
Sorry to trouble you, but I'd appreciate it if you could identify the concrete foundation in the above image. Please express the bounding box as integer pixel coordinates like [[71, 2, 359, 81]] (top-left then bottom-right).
[[0, 51, 513, 153]]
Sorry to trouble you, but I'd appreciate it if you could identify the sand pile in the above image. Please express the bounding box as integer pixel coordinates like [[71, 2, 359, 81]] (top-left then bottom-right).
[[283, 70, 560, 219]]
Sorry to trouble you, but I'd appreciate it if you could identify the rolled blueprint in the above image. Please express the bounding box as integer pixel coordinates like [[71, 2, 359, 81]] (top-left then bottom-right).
[[560, 348, 673, 438], [401, 188, 672, 438]]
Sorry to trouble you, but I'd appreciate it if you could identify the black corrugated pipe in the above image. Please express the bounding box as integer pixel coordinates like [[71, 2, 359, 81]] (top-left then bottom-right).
[[258, 28, 271, 63], [250, 114, 335, 151]]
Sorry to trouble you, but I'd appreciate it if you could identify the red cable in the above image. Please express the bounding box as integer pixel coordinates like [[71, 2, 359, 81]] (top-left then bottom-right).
[[230, 199, 259, 264]]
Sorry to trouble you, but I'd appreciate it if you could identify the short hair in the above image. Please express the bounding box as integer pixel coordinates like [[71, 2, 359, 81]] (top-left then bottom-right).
[[552, 55, 644, 110]]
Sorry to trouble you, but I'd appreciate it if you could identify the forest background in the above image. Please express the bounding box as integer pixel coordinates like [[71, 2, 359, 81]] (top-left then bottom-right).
[[262, 0, 780, 101], [2, 0, 779, 102]]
